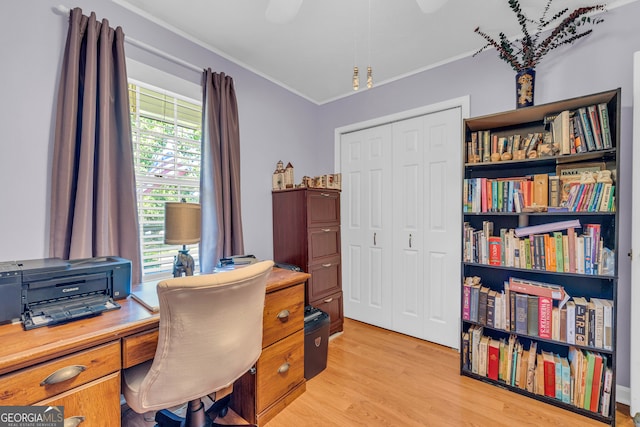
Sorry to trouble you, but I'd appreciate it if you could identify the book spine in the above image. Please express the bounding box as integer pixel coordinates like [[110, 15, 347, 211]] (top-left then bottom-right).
[[598, 103, 613, 149], [538, 296, 553, 339], [578, 107, 596, 151], [587, 104, 604, 150], [575, 300, 588, 346]]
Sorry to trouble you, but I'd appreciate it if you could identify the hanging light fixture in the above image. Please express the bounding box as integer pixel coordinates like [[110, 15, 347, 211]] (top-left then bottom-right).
[[366, 0, 373, 89], [353, 66, 359, 91]]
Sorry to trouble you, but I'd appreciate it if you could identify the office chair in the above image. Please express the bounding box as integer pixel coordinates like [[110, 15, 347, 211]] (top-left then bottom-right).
[[122, 260, 274, 427]]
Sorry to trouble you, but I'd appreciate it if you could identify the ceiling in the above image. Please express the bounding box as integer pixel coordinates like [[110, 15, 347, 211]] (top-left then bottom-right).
[[115, 0, 625, 105]]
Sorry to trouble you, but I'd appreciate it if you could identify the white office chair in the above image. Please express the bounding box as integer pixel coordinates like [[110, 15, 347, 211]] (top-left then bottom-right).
[[122, 260, 274, 427]]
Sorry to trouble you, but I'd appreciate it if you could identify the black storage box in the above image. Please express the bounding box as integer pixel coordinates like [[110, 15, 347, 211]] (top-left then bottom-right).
[[304, 305, 330, 380]]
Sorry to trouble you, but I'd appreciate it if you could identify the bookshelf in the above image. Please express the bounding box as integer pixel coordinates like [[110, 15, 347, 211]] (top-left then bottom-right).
[[460, 89, 620, 425]]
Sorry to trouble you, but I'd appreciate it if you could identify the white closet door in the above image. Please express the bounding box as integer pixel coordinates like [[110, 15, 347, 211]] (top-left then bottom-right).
[[391, 108, 462, 348], [341, 125, 393, 329], [422, 107, 462, 349], [392, 116, 426, 337]]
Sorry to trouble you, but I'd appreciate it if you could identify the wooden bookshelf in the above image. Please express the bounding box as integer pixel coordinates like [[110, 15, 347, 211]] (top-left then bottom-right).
[[460, 89, 620, 425]]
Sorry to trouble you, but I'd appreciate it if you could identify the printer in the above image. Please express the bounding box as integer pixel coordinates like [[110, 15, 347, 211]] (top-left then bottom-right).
[[0, 256, 131, 330]]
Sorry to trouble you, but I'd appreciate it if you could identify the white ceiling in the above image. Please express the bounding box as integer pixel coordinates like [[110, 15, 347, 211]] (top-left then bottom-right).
[[115, 0, 627, 105]]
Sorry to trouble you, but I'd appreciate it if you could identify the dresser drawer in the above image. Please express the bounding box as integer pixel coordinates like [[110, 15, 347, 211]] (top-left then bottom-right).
[[37, 371, 121, 426], [308, 226, 340, 261], [310, 290, 344, 335], [122, 328, 159, 368], [255, 329, 304, 413], [262, 283, 304, 348], [307, 258, 341, 302], [0, 341, 121, 405], [307, 190, 340, 227]]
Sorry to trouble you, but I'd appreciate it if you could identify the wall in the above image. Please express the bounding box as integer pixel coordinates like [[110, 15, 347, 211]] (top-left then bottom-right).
[[0, 0, 322, 264], [318, 1, 640, 392], [0, 0, 637, 392]]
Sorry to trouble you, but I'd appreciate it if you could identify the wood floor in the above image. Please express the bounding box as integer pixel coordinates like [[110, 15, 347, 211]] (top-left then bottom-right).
[[266, 318, 635, 427]]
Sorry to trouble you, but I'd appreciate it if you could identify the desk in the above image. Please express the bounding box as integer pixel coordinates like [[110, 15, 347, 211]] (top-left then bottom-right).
[[0, 267, 309, 427]]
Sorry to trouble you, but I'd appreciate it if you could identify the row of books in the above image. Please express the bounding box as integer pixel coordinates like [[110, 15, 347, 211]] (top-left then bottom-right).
[[461, 328, 612, 417], [464, 103, 613, 164], [548, 104, 614, 156], [463, 222, 612, 276], [463, 175, 615, 213], [462, 276, 614, 351]]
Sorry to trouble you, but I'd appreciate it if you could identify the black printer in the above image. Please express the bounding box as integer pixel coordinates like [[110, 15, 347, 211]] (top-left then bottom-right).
[[0, 256, 131, 330]]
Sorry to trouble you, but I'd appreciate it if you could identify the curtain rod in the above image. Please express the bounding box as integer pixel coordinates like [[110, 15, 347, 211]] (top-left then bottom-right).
[[53, 5, 203, 74]]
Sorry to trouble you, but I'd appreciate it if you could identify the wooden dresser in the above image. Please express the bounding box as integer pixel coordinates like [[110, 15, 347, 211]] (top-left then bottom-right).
[[272, 188, 344, 334], [0, 267, 308, 427]]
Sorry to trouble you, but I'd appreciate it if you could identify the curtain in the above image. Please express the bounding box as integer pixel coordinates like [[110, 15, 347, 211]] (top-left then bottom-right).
[[50, 7, 141, 283], [200, 69, 244, 273]]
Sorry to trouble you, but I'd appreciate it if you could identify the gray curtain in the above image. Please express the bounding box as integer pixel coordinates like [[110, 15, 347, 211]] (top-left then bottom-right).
[[200, 69, 244, 273], [50, 7, 141, 283]]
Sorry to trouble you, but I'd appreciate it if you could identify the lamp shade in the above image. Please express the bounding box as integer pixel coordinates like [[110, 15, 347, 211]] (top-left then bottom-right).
[[164, 202, 201, 245]]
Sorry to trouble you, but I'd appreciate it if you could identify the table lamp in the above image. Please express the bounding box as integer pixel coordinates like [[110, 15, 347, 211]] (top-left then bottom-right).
[[164, 201, 201, 277]]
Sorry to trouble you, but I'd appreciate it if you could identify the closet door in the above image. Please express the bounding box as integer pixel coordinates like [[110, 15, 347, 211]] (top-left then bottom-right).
[[391, 108, 461, 348], [341, 125, 393, 329], [421, 107, 461, 348]]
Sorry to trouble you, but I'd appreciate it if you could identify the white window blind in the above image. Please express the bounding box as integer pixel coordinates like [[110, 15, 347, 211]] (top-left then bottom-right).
[[129, 81, 202, 278]]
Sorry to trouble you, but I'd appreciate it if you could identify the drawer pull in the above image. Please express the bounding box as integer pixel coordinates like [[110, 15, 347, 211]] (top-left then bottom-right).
[[323, 298, 333, 303], [321, 228, 331, 232], [64, 416, 85, 427], [278, 362, 290, 374], [40, 365, 86, 386], [322, 263, 332, 268], [320, 193, 331, 197], [277, 309, 290, 322]]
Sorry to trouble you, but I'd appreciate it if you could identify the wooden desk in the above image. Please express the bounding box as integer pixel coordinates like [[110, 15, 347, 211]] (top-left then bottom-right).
[[0, 267, 309, 427]]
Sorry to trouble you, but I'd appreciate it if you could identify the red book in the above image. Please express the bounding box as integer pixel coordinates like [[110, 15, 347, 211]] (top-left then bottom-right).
[[538, 296, 553, 339], [488, 236, 501, 266], [590, 354, 604, 412], [488, 338, 500, 380], [542, 351, 556, 398], [462, 281, 471, 321]]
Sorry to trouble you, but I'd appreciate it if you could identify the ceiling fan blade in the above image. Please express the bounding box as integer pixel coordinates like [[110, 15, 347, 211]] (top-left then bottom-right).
[[415, 0, 449, 13], [265, 0, 303, 24]]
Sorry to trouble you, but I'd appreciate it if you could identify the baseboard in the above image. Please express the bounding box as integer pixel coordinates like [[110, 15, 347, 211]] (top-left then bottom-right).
[[617, 384, 631, 406]]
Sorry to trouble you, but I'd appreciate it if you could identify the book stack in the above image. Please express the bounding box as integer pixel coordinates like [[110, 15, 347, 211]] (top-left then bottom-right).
[[463, 172, 615, 214], [461, 330, 613, 417], [463, 222, 612, 277], [462, 276, 614, 352]]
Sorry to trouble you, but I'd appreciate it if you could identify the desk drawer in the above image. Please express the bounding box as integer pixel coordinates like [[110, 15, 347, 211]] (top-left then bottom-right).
[[37, 371, 121, 427], [262, 283, 304, 348], [256, 329, 304, 413], [0, 341, 121, 405], [122, 328, 159, 368]]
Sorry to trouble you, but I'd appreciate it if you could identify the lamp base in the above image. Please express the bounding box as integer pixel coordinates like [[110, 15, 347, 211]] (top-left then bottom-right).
[[173, 249, 195, 277]]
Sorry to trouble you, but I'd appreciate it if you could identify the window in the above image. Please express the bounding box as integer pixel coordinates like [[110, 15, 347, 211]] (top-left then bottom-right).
[[129, 81, 202, 278]]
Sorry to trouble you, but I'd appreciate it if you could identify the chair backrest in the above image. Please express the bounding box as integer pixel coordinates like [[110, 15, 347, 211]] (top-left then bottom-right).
[[136, 260, 274, 410]]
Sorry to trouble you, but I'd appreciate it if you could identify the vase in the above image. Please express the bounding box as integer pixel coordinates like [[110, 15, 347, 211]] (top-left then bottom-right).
[[515, 68, 536, 108]]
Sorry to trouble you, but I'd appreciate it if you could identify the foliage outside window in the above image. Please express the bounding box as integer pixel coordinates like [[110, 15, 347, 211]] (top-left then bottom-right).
[[129, 81, 201, 278]]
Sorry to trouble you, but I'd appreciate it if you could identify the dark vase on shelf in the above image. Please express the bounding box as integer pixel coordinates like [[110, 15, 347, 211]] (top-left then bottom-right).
[[515, 68, 536, 108]]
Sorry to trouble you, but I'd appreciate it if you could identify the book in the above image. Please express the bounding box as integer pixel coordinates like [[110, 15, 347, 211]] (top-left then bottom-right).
[[508, 277, 566, 301], [486, 290, 497, 328], [587, 104, 604, 150], [525, 341, 537, 392], [538, 296, 553, 339], [600, 299, 613, 351], [552, 306, 561, 342], [599, 183, 613, 212], [574, 296, 589, 346], [583, 351, 596, 409], [515, 293, 529, 335], [130, 281, 161, 313], [532, 173, 549, 207], [462, 332, 470, 370], [552, 110, 572, 155], [479, 335, 490, 377], [549, 175, 560, 207], [514, 219, 581, 238], [478, 286, 490, 325], [462, 279, 472, 320], [542, 350, 556, 398], [597, 103, 613, 149], [471, 325, 484, 374], [554, 353, 563, 400], [578, 107, 596, 151], [561, 356, 571, 403], [591, 298, 605, 349], [589, 353, 604, 412], [488, 338, 500, 380], [566, 300, 576, 345], [470, 282, 481, 323], [572, 115, 588, 154], [488, 236, 501, 266], [527, 295, 539, 337], [601, 367, 613, 416]]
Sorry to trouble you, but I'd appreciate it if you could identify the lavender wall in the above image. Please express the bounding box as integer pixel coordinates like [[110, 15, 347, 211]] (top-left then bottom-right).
[[0, 0, 637, 391]]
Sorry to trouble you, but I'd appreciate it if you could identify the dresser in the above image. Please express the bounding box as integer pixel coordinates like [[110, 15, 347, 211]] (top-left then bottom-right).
[[0, 267, 308, 427], [272, 188, 344, 334]]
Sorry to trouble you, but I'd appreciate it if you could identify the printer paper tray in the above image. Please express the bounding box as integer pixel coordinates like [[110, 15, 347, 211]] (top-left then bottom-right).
[[22, 293, 120, 330]]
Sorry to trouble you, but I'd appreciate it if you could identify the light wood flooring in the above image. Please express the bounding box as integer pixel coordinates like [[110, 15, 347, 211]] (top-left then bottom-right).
[[266, 318, 635, 427]]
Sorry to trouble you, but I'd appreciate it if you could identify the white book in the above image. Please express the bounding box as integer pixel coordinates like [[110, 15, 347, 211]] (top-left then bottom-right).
[[601, 299, 614, 350], [576, 236, 585, 274], [495, 292, 503, 330], [552, 306, 560, 341], [591, 298, 605, 349], [566, 300, 576, 344]]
